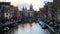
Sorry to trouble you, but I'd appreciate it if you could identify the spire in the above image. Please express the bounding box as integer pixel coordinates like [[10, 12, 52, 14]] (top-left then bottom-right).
[[22, 7, 24, 11], [25, 7, 27, 10], [30, 4, 33, 11], [22, 6, 27, 11]]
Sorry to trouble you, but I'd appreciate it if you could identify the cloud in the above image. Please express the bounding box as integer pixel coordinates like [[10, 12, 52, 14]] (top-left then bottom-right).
[[5, 0, 53, 11]]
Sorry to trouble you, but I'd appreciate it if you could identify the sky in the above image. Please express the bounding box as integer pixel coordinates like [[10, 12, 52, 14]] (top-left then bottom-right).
[[0, 0, 53, 11]]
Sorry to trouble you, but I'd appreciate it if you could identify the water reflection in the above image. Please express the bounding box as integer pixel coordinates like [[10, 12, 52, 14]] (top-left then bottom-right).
[[2, 23, 50, 34], [18, 23, 50, 34]]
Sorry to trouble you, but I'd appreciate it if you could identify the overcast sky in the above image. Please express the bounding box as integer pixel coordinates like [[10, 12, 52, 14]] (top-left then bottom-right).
[[0, 0, 53, 11]]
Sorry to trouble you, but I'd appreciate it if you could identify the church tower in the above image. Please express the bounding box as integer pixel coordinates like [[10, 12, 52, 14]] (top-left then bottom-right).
[[30, 4, 33, 11]]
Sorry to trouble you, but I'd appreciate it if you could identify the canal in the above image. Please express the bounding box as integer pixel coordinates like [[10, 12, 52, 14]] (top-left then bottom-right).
[[2, 23, 51, 34]]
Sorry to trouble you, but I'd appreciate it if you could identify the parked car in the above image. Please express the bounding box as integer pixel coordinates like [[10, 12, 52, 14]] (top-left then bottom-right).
[[39, 21, 47, 29]]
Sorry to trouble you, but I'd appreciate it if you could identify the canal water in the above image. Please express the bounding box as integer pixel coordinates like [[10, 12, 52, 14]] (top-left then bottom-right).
[[2, 23, 51, 34]]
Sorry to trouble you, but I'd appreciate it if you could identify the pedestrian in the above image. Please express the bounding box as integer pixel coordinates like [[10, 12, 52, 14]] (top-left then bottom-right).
[[18, 16, 21, 20]]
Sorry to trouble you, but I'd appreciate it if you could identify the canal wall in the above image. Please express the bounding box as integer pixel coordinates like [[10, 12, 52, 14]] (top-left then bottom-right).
[[46, 24, 57, 34]]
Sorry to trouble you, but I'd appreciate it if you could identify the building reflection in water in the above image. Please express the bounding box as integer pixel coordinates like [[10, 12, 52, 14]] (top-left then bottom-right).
[[2, 23, 50, 34]]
